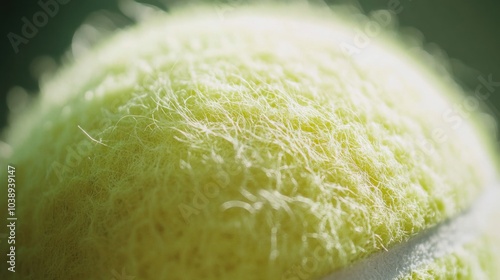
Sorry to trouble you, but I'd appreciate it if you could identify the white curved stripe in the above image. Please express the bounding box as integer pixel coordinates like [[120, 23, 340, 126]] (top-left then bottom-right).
[[322, 185, 500, 280]]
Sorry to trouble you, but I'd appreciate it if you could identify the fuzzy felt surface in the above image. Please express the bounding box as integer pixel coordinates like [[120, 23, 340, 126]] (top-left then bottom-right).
[[0, 4, 499, 280]]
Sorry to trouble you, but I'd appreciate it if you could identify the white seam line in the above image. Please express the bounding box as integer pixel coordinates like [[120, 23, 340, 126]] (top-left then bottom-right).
[[321, 185, 500, 280]]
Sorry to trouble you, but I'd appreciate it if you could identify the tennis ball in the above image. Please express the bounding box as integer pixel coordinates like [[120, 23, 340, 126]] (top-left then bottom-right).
[[1, 4, 499, 280]]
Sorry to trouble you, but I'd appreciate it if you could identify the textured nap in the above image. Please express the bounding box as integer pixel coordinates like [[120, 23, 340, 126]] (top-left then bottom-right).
[[1, 5, 499, 280]]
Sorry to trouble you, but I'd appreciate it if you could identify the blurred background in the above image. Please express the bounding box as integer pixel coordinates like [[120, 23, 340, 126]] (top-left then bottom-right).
[[1, 0, 500, 145]]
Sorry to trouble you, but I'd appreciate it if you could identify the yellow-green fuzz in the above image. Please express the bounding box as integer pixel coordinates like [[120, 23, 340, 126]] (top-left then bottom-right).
[[1, 4, 499, 280]]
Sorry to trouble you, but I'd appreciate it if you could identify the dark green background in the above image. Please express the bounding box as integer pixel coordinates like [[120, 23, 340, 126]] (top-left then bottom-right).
[[1, 0, 500, 142]]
